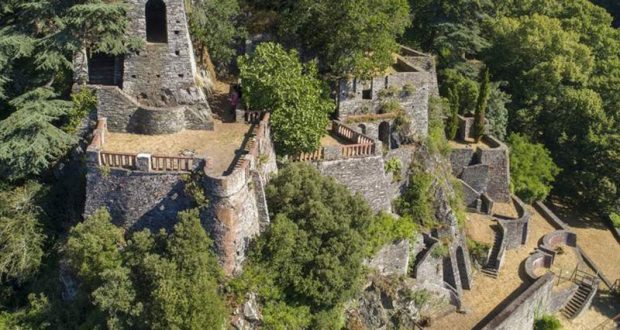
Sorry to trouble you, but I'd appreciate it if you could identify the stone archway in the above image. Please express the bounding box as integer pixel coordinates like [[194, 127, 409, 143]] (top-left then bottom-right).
[[146, 0, 167, 43]]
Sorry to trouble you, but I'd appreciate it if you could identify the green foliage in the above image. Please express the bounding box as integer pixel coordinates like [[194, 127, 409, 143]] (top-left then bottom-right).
[[279, 0, 411, 78], [427, 96, 451, 156], [238, 43, 332, 155], [378, 86, 401, 99], [64, 1, 142, 56], [63, 87, 96, 134], [396, 167, 436, 229], [185, 0, 244, 67], [534, 314, 562, 330], [366, 213, 417, 255], [431, 243, 449, 259], [508, 134, 560, 203], [473, 68, 490, 141], [610, 213, 620, 229], [0, 88, 75, 182], [385, 158, 403, 182], [403, 83, 416, 96], [262, 163, 374, 309], [467, 239, 490, 266], [0, 183, 45, 283], [442, 69, 479, 115], [181, 172, 210, 209], [403, 288, 431, 307], [67, 208, 126, 288], [380, 99, 403, 114], [65, 208, 227, 329], [486, 82, 510, 140], [446, 87, 460, 140]]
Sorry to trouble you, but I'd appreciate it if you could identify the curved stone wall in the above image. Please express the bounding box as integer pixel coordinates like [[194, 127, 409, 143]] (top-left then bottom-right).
[[129, 105, 186, 134]]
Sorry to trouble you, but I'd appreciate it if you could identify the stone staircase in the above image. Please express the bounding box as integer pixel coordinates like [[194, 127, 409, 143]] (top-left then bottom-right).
[[562, 283, 594, 319], [481, 227, 503, 278]]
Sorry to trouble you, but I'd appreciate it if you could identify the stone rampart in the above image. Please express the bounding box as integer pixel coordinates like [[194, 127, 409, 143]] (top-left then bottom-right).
[[497, 196, 531, 250], [481, 273, 555, 330], [316, 155, 392, 213]]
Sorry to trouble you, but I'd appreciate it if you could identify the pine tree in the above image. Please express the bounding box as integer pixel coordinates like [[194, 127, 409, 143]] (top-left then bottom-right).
[[473, 68, 490, 142], [446, 87, 460, 140], [0, 88, 75, 181]]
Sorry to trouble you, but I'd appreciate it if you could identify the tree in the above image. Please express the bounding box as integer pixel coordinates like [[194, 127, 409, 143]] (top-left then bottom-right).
[[508, 134, 560, 203], [445, 87, 460, 140], [0, 183, 45, 283], [486, 82, 510, 140], [185, 0, 244, 69], [261, 163, 375, 309], [66, 208, 126, 289], [238, 42, 333, 155], [281, 0, 411, 78], [473, 68, 490, 141]]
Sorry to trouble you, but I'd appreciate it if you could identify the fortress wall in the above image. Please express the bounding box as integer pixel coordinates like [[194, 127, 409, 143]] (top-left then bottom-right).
[[478, 136, 511, 202], [482, 273, 555, 330], [83, 167, 194, 233], [316, 155, 392, 213]]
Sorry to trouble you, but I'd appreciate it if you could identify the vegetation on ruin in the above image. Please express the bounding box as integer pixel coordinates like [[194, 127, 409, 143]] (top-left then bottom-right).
[[229, 163, 416, 328], [534, 314, 562, 330]]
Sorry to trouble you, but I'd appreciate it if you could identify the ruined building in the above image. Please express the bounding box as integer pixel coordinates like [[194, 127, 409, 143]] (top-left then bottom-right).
[[78, 0, 277, 275]]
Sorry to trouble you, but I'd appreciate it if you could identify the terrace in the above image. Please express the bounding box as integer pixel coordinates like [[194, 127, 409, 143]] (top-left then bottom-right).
[[292, 121, 379, 162], [88, 118, 254, 176]]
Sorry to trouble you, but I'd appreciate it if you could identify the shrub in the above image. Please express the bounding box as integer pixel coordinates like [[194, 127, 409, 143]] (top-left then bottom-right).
[[508, 134, 561, 203], [63, 87, 96, 134], [380, 99, 403, 114], [366, 213, 417, 255], [431, 243, 449, 259], [610, 213, 620, 229], [467, 239, 490, 266], [402, 83, 416, 96], [427, 96, 450, 156], [384, 158, 403, 182], [396, 167, 436, 229], [534, 314, 562, 330], [378, 86, 400, 99]]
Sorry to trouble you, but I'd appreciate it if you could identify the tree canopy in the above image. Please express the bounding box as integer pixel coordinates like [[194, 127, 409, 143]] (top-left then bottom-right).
[[238, 42, 333, 155]]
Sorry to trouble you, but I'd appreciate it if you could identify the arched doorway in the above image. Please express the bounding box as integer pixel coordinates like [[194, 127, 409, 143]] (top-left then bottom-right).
[[379, 121, 390, 149], [358, 124, 366, 135], [146, 0, 167, 43]]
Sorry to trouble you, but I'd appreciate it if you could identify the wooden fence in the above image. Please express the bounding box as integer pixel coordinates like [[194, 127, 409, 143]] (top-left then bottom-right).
[[100, 152, 136, 169], [151, 155, 197, 172]]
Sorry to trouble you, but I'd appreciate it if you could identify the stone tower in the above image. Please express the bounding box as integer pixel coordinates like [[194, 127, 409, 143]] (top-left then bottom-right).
[[75, 0, 213, 134]]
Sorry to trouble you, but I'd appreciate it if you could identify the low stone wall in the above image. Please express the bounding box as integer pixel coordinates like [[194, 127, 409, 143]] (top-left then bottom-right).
[[94, 86, 213, 134], [457, 115, 475, 141], [481, 273, 555, 330], [497, 196, 531, 250]]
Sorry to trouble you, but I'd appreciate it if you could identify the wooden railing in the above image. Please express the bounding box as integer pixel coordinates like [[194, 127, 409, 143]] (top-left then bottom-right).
[[341, 144, 375, 158], [332, 121, 374, 145], [151, 155, 196, 172], [292, 149, 325, 161], [100, 152, 136, 169]]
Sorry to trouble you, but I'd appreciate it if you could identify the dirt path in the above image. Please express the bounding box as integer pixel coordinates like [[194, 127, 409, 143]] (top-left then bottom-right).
[[547, 201, 620, 286], [429, 207, 556, 329]]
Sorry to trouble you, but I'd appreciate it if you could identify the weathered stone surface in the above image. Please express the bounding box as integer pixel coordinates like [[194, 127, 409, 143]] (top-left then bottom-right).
[[478, 136, 511, 202], [83, 167, 194, 232], [243, 293, 261, 322], [449, 147, 475, 177], [461, 164, 489, 193], [366, 239, 410, 276], [315, 156, 392, 212]]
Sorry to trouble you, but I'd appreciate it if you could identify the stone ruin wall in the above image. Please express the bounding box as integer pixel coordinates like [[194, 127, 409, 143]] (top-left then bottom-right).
[[83, 117, 277, 275], [73, 0, 213, 134]]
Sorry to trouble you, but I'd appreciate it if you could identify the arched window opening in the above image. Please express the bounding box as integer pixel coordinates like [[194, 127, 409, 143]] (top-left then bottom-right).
[[146, 0, 167, 43]]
